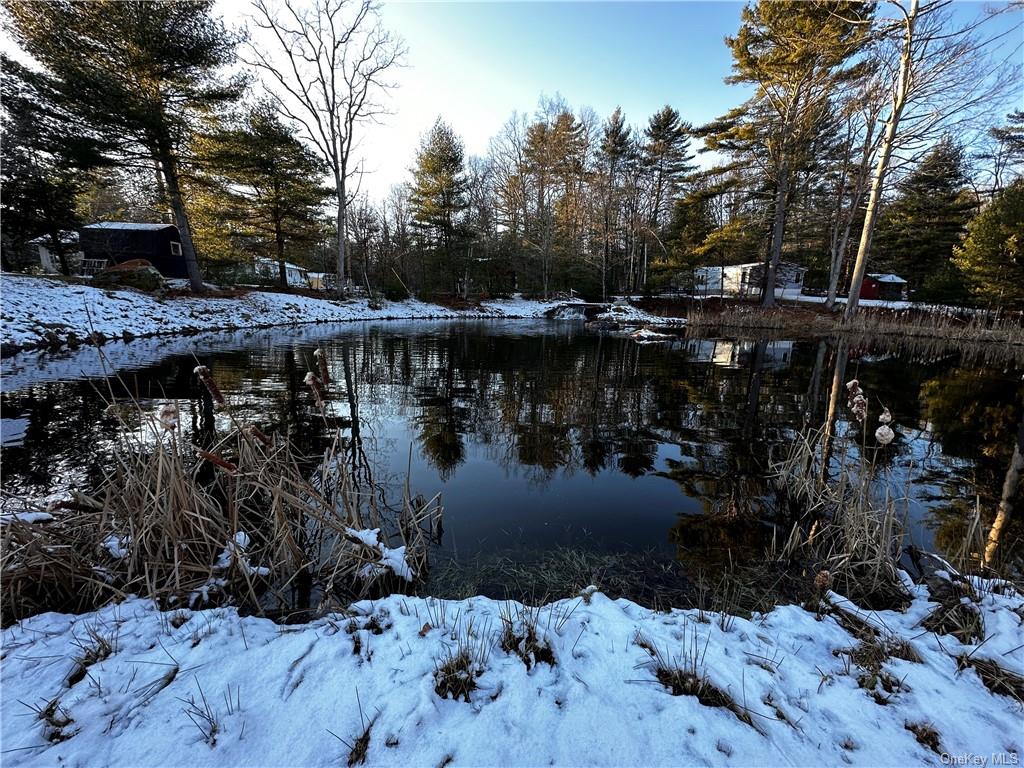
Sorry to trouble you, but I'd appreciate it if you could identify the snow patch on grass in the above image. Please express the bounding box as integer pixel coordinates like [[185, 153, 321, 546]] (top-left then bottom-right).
[[2, 579, 1021, 767]]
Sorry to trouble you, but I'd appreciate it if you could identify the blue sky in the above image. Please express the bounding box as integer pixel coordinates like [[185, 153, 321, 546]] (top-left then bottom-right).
[[363, 1, 754, 196], [2, 1, 1019, 199]]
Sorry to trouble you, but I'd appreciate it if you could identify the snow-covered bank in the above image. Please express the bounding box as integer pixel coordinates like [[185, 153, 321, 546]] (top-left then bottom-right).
[[2, 581, 1021, 767], [0, 274, 582, 355], [0, 318, 570, 392]]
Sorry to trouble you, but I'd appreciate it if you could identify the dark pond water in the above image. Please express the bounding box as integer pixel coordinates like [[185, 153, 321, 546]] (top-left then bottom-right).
[[2, 319, 1021, 601]]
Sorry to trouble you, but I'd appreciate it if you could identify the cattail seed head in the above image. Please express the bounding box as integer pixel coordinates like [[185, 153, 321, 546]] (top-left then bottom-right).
[[305, 371, 326, 408], [157, 403, 179, 431], [194, 365, 225, 405]]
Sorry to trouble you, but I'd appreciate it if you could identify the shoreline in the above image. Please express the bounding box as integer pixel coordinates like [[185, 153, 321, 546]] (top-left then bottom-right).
[[0, 274, 598, 358]]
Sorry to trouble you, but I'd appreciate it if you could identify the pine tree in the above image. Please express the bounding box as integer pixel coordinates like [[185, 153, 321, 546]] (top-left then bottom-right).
[[4, 0, 242, 291], [597, 107, 634, 300], [873, 137, 975, 301], [953, 179, 1024, 308], [0, 55, 109, 273], [194, 105, 331, 288], [705, 0, 872, 306], [410, 119, 469, 293]]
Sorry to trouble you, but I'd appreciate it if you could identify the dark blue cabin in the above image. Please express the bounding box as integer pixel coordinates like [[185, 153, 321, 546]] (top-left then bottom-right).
[[79, 222, 188, 279]]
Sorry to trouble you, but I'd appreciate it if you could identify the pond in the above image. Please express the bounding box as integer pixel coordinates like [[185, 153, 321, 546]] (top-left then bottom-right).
[[2, 319, 1020, 605]]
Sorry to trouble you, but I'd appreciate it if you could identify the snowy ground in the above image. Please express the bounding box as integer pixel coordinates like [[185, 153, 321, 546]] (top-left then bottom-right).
[[2, 578, 1021, 767], [0, 275, 589, 354]]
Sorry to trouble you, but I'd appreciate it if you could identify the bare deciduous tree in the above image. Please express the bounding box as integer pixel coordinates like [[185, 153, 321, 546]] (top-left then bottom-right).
[[843, 0, 1020, 319], [248, 0, 404, 295]]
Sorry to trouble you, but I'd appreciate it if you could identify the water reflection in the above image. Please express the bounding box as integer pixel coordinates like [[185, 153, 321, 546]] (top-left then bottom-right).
[[1, 320, 1019, 574]]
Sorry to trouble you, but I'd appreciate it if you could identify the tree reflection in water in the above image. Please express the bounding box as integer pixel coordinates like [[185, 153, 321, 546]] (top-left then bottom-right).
[[1, 321, 1020, 590]]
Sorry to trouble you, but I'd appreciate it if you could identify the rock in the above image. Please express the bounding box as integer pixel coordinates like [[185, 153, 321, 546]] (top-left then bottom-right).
[[91, 260, 165, 293]]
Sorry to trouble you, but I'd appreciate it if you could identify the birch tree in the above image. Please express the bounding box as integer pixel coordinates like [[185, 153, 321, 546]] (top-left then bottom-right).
[[249, 0, 403, 296]]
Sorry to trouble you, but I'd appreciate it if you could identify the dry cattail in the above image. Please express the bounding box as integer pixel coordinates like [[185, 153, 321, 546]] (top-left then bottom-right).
[[845, 378, 868, 423], [245, 425, 273, 447], [195, 448, 237, 473], [304, 371, 327, 408], [314, 347, 330, 386], [157, 403, 179, 431], [194, 365, 225, 405]]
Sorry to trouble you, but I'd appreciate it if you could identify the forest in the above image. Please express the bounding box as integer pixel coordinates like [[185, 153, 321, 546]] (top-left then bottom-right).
[[1, 0, 1022, 311]]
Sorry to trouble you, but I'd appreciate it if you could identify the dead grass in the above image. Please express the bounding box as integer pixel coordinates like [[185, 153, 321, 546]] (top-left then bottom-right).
[[771, 426, 912, 612], [498, 603, 556, 670], [433, 649, 480, 703], [905, 721, 943, 755], [634, 625, 755, 728], [839, 633, 920, 705], [921, 601, 986, 644], [22, 697, 77, 743], [67, 625, 115, 687], [956, 655, 1024, 703], [1, 361, 443, 625], [687, 304, 1024, 366]]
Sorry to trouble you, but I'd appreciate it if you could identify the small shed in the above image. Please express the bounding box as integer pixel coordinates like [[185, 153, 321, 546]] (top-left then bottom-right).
[[79, 222, 187, 279], [860, 273, 907, 302]]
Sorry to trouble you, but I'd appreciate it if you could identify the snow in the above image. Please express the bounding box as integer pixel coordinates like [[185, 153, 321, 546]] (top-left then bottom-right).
[[213, 532, 271, 578], [0, 510, 54, 525], [347, 528, 416, 582], [2, 579, 1020, 767], [0, 274, 581, 353], [595, 303, 685, 326], [102, 535, 129, 560], [630, 328, 675, 343], [867, 273, 907, 284], [81, 222, 175, 231]]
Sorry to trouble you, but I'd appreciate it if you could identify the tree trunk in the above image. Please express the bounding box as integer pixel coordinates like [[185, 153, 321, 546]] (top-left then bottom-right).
[[157, 144, 204, 292], [762, 166, 790, 309], [844, 0, 918, 322], [48, 229, 71, 276], [335, 170, 348, 297], [984, 409, 1024, 567], [275, 212, 288, 289]]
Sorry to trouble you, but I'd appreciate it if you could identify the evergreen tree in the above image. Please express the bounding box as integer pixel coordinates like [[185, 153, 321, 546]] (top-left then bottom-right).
[[643, 107, 694, 233], [194, 105, 331, 287], [704, 0, 872, 306], [953, 179, 1024, 308], [4, 0, 242, 291], [596, 107, 634, 300], [0, 56, 109, 273], [409, 119, 469, 293], [874, 137, 975, 301]]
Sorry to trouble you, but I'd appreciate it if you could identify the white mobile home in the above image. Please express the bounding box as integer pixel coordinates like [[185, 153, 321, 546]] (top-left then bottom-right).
[[693, 261, 806, 300], [254, 258, 311, 288]]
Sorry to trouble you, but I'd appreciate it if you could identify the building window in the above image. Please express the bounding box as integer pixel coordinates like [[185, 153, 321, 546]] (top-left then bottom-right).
[[170, 242, 183, 256]]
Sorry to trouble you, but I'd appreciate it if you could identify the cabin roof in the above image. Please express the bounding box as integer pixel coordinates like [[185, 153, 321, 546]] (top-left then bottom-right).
[[255, 257, 309, 272], [81, 222, 176, 231], [867, 273, 907, 284], [696, 261, 808, 272]]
